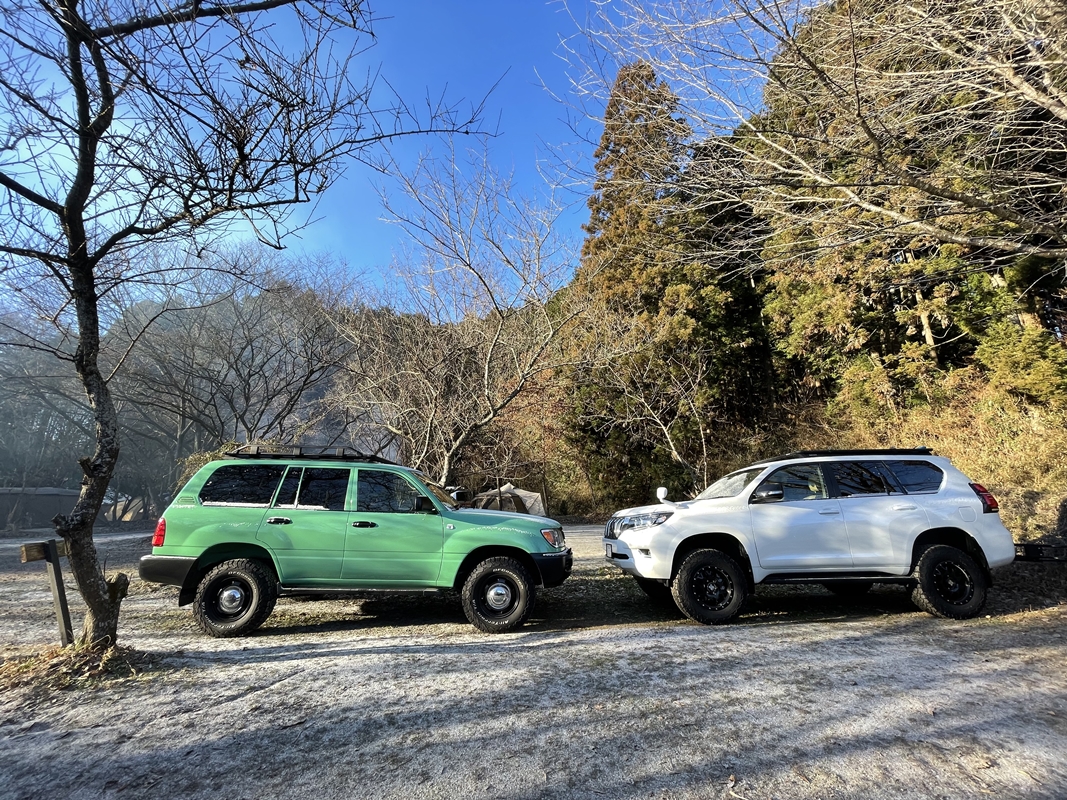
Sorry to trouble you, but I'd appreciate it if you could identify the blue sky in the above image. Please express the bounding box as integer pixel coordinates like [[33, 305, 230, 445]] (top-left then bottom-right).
[[294, 0, 595, 272]]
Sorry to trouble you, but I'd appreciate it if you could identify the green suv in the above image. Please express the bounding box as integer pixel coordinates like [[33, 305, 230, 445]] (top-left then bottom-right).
[[139, 447, 572, 636]]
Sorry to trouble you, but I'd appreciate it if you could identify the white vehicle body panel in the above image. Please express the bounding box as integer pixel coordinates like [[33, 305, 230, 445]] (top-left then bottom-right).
[[604, 454, 1016, 585]]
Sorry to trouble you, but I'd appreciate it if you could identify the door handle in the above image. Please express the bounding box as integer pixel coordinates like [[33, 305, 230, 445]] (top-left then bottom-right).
[[266, 517, 292, 525], [351, 520, 378, 528], [893, 504, 918, 511], [818, 509, 841, 515]]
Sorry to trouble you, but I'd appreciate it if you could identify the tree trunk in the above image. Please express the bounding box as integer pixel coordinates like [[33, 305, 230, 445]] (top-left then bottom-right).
[[52, 257, 129, 649]]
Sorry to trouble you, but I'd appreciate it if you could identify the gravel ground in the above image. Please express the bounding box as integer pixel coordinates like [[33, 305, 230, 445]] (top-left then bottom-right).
[[2, 526, 1067, 800]]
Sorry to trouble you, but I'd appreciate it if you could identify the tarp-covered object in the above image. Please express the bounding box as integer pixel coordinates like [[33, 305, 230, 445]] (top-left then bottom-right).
[[472, 483, 545, 516]]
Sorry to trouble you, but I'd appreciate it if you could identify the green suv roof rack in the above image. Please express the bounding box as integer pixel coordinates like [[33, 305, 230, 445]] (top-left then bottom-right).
[[751, 447, 933, 466], [224, 444, 397, 465]]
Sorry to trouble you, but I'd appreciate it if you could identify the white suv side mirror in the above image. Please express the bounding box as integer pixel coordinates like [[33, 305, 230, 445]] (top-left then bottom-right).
[[656, 486, 669, 503]]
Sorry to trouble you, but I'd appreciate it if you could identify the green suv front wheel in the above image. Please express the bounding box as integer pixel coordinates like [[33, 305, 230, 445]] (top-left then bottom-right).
[[193, 559, 279, 637], [461, 557, 535, 633]]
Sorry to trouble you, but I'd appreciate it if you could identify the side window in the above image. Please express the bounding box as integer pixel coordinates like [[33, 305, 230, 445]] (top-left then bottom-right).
[[758, 464, 827, 501], [296, 468, 351, 511], [358, 470, 420, 513], [883, 460, 944, 494], [831, 462, 893, 497], [199, 464, 285, 506], [273, 467, 302, 508]]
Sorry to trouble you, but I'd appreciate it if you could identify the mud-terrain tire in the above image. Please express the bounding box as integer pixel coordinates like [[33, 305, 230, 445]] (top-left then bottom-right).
[[911, 545, 988, 619], [671, 549, 747, 625], [193, 559, 278, 637], [461, 557, 535, 633], [822, 581, 874, 597]]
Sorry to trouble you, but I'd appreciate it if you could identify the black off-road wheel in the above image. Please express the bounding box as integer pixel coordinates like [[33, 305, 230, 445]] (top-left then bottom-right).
[[822, 580, 874, 597], [911, 545, 988, 619], [461, 557, 535, 633], [193, 559, 279, 637], [671, 549, 747, 625], [634, 576, 675, 606]]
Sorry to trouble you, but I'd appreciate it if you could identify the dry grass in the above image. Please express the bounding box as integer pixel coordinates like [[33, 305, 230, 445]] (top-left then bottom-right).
[[0, 644, 161, 698]]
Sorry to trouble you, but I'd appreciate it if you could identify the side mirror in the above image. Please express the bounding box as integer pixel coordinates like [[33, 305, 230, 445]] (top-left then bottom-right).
[[414, 496, 438, 514], [450, 489, 473, 502], [656, 487, 669, 503], [750, 483, 784, 504]]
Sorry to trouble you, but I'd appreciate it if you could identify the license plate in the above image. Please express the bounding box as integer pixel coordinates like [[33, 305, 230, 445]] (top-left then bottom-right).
[[605, 543, 613, 558]]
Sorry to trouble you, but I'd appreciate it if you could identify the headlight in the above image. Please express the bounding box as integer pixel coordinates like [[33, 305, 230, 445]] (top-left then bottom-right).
[[615, 511, 673, 535], [540, 528, 566, 547]]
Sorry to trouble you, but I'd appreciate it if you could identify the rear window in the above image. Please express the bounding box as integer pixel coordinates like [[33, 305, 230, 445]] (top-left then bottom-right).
[[883, 460, 944, 494], [199, 464, 285, 506]]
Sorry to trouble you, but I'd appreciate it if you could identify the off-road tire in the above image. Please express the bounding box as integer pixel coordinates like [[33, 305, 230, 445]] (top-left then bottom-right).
[[911, 545, 988, 619], [671, 549, 747, 625], [193, 559, 278, 637], [461, 557, 535, 633], [822, 580, 874, 597]]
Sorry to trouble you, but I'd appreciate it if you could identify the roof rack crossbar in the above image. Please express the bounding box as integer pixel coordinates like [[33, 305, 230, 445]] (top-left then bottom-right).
[[751, 447, 934, 466], [224, 445, 397, 465]]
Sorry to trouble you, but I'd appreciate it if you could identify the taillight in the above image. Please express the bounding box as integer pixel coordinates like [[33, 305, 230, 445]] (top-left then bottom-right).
[[152, 518, 166, 547], [969, 483, 999, 513]]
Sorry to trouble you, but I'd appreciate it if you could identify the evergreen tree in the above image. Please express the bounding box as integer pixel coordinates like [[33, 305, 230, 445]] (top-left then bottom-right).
[[565, 62, 772, 504]]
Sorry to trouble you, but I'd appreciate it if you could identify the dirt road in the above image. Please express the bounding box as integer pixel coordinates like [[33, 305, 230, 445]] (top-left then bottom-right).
[[2, 527, 1067, 799]]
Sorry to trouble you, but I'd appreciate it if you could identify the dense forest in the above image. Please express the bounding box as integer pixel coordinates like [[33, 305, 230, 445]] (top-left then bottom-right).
[[2, 0, 1065, 543]]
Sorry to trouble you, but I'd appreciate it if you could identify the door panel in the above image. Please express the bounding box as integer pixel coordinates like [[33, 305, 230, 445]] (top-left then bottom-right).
[[749, 464, 852, 570], [341, 469, 444, 585], [256, 466, 351, 584]]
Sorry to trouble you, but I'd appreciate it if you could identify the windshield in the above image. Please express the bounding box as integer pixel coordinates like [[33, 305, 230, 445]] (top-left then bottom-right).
[[695, 468, 765, 500], [409, 473, 457, 510]]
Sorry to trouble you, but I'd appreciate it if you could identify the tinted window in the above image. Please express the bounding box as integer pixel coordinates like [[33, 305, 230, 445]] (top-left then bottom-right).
[[831, 462, 893, 497], [883, 460, 944, 494], [199, 464, 285, 506], [358, 470, 420, 513], [296, 468, 350, 511], [273, 467, 301, 507], [759, 464, 828, 502]]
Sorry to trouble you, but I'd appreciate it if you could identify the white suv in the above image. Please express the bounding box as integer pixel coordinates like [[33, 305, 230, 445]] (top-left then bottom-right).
[[603, 449, 1015, 623]]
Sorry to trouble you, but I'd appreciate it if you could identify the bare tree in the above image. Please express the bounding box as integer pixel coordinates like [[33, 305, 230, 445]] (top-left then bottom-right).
[[334, 146, 583, 486], [569, 0, 1067, 265], [0, 0, 481, 646]]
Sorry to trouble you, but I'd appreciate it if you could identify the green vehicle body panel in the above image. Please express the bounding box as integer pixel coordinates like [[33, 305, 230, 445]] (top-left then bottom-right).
[[152, 458, 565, 590]]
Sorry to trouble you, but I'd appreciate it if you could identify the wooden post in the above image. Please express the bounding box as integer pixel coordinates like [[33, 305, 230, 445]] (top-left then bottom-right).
[[20, 538, 74, 647]]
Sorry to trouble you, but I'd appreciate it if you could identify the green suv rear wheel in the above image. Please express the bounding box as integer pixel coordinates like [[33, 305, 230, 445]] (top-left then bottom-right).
[[193, 559, 278, 637]]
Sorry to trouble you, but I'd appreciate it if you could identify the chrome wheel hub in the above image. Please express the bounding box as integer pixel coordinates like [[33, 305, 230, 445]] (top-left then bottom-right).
[[485, 581, 513, 610], [218, 585, 246, 614]]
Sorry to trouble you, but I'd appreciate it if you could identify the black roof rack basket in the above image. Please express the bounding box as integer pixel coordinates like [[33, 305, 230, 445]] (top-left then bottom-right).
[[224, 444, 396, 465]]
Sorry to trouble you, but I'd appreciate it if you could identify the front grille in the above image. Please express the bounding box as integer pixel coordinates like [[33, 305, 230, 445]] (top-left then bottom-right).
[[604, 518, 618, 540]]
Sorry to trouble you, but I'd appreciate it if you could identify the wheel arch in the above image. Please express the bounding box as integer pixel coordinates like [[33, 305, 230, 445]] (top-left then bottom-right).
[[452, 546, 541, 591], [179, 543, 279, 606], [910, 528, 991, 579], [672, 532, 754, 590]]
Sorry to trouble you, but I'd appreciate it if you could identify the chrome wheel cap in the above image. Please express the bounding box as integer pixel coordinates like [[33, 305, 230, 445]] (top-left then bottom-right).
[[485, 581, 513, 610], [218, 585, 246, 614]]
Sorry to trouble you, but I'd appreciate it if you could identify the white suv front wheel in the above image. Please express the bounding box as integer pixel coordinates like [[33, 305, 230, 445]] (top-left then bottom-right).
[[671, 549, 748, 624]]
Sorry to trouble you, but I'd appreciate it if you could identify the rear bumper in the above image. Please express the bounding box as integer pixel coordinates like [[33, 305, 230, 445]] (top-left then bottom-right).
[[532, 549, 573, 587], [139, 554, 196, 587]]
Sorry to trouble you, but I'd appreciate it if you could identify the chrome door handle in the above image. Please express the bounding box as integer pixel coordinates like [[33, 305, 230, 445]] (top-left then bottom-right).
[[818, 509, 841, 515], [893, 504, 918, 511], [351, 520, 377, 528], [266, 517, 291, 525]]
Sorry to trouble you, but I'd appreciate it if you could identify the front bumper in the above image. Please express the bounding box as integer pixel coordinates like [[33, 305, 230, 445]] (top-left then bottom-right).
[[532, 549, 573, 587]]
